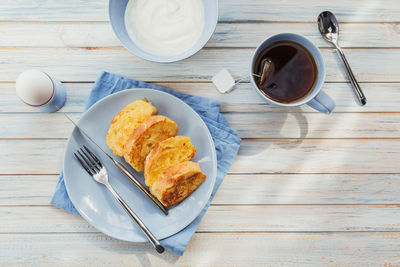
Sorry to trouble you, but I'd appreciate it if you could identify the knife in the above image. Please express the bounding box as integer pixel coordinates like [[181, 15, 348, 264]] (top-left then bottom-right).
[[63, 113, 169, 215]]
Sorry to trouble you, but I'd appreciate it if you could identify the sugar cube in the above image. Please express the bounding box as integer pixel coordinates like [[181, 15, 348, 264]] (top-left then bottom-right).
[[212, 69, 236, 93]]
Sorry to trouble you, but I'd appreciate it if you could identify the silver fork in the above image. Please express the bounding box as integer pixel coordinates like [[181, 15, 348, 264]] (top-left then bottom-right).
[[74, 145, 165, 254]]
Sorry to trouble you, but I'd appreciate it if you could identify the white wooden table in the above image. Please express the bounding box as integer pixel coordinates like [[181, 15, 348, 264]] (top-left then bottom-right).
[[1, 0, 400, 265]]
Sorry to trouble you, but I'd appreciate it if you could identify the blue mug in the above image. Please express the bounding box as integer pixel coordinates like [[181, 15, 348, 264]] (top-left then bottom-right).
[[250, 33, 335, 114]]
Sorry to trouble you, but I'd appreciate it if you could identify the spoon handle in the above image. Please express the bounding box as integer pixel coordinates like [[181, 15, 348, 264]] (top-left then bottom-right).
[[335, 45, 367, 105]]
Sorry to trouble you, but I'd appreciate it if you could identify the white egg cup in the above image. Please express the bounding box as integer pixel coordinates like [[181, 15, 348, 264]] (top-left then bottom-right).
[[39, 76, 67, 113]]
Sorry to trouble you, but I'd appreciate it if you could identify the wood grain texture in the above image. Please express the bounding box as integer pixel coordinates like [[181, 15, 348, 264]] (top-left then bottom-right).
[[1, 0, 399, 22], [211, 22, 400, 48], [0, 0, 108, 21], [231, 139, 400, 174], [2, 174, 400, 206], [1, 112, 400, 139], [214, 174, 400, 205], [0, 48, 399, 82], [1, 139, 399, 174], [1, 22, 399, 48], [2, 82, 400, 113], [0, 140, 64, 175], [226, 112, 400, 139], [0, 175, 59, 205], [1, 233, 399, 266], [0, 22, 119, 48], [2, 205, 400, 233], [219, 0, 400, 22]]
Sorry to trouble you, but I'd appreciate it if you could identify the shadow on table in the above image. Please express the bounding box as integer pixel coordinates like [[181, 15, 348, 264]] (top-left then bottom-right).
[[88, 233, 181, 266], [238, 106, 309, 157]]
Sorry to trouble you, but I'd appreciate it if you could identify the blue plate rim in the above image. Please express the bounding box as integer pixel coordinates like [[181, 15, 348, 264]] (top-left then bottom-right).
[[63, 88, 217, 242]]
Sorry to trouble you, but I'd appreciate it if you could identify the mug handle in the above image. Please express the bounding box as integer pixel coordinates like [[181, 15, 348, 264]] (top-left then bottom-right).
[[307, 90, 335, 114]]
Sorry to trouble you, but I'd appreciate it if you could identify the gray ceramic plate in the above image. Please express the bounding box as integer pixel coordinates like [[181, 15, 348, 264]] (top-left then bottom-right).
[[64, 89, 217, 242]]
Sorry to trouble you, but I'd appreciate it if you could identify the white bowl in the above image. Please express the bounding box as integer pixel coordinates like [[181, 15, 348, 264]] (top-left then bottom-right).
[[109, 0, 219, 63]]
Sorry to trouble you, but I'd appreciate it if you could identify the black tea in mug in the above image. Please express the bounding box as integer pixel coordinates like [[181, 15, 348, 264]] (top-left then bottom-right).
[[253, 40, 318, 103]]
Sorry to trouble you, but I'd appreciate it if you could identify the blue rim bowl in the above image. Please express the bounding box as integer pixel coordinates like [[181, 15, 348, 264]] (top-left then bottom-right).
[[109, 0, 219, 63]]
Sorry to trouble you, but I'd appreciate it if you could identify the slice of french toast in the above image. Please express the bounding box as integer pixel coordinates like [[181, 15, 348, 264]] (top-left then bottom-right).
[[150, 161, 206, 207], [106, 98, 157, 157], [123, 115, 178, 172], [144, 136, 196, 187]]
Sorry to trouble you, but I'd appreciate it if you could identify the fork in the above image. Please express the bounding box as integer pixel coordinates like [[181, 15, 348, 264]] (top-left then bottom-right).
[[74, 145, 165, 254]]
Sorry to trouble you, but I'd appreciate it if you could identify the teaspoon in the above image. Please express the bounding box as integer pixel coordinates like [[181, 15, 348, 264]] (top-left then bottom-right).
[[317, 11, 366, 106]]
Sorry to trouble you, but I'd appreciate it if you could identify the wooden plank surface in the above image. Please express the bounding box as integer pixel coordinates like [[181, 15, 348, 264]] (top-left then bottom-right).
[[232, 139, 400, 174], [1, 112, 400, 139], [0, 48, 399, 82], [214, 174, 400, 205], [1, 0, 399, 22], [0, 0, 108, 21], [2, 174, 400, 206], [219, 0, 400, 23], [2, 205, 400, 233], [1, 233, 399, 266], [2, 82, 400, 113], [1, 22, 399, 48], [1, 139, 399, 175], [0, 205, 400, 233], [226, 112, 400, 139]]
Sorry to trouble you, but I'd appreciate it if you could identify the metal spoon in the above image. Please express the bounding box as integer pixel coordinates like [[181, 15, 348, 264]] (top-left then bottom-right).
[[317, 11, 367, 106]]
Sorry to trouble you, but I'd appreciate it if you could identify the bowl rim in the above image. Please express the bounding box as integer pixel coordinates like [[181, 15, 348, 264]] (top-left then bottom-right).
[[109, 0, 219, 63]]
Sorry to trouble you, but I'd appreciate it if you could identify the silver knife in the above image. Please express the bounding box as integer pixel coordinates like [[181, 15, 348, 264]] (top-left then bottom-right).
[[63, 113, 169, 215]]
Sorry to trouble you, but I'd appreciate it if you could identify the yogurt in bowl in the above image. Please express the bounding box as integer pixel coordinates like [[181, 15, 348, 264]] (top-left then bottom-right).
[[125, 0, 205, 57], [109, 0, 218, 63]]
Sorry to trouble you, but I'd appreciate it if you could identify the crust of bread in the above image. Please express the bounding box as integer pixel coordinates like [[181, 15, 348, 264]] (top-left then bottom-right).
[[123, 115, 178, 172], [150, 161, 206, 207], [106, 98, 157, 156], [144, 136, 196, 187]]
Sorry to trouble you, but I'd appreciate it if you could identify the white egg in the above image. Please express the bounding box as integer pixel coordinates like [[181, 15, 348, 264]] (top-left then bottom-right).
[[16, 69, 54, 106]]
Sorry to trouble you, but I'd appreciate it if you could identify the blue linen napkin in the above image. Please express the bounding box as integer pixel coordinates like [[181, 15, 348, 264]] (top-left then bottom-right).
[[51, 71, 241, 255]]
